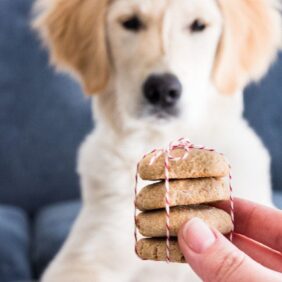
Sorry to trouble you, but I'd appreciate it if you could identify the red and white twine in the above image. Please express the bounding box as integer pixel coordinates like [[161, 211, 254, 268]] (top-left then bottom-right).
[[134, 138, 235, 263]]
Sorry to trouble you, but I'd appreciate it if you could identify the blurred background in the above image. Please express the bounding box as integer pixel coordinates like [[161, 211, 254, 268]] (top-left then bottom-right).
[[0, 1, 281, 281]]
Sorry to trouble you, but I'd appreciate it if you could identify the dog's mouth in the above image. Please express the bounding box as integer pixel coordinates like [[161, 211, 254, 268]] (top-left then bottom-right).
[[135, 91, 181, 122], [142, 105, 180, 121]]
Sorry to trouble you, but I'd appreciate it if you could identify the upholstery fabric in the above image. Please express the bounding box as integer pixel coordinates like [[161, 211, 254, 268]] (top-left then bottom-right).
[[32, 201, 81, 278], [0, 0, 92, 213], [0, 206, 31, 282], [245, 53, 282, 193]]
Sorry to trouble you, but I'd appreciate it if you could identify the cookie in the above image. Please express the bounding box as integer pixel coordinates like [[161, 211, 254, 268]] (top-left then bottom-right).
[[136, 178, 230, 211], [136, 238, 185, 263], [138, 148, 229, 180], [136, 205, 233, 237]]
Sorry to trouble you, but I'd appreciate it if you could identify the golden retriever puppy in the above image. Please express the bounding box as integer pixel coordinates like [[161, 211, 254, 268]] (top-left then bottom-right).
[[33, 0, 282, 281]]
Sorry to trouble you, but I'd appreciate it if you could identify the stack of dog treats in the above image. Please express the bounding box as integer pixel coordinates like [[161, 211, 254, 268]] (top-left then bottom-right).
[[135, 147, 233, 263]]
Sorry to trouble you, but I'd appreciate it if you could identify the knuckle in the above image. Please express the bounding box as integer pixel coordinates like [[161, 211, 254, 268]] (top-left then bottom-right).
[[212, 250, 246, 282]]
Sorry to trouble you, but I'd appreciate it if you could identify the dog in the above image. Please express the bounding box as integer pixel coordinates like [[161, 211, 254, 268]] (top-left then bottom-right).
[[33, 0, 282, 281]]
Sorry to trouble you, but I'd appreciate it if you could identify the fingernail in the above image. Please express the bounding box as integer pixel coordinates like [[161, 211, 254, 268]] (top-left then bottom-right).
[[182, 218, 216, 253]]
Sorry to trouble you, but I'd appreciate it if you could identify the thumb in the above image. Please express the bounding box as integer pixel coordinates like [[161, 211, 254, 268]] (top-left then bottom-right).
[[178, 218, 278, 282]]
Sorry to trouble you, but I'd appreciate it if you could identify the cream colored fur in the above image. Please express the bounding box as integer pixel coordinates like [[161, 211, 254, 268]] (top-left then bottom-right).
[[33, 0, 282, 281]]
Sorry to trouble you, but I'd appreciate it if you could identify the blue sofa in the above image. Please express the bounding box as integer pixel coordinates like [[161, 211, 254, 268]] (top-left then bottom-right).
[[0, 1, 281, 281]]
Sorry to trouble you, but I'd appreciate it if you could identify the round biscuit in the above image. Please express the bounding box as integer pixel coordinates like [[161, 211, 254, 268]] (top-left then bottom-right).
[[136, 205, 233, 237], [136, 178, 230, 211], [136, 238, 185, 263], [138, 148, 229, 180]]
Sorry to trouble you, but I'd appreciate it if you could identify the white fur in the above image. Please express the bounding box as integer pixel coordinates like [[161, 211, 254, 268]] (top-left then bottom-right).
[[40, 0, 280, 281]]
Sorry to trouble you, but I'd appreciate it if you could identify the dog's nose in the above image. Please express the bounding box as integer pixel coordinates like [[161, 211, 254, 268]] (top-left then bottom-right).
[[143, 74, 182, 107]]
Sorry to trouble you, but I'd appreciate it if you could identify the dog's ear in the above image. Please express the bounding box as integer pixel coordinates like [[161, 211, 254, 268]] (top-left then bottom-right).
[[33, 0, 110, 95], [213, 0, 282, 95]]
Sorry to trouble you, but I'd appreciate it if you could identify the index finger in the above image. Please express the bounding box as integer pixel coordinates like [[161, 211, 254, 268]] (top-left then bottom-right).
[[213, 198, 282, 252]]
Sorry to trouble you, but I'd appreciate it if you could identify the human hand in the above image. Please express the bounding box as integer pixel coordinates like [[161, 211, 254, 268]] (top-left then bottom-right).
[[178, 198, 282, 282]]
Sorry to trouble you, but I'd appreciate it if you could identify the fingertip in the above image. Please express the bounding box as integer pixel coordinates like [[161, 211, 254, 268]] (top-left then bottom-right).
[[178, 218, 216, 254]]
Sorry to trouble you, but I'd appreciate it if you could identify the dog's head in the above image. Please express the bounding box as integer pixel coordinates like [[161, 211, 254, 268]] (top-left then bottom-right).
[[33, 0, 281, 123]]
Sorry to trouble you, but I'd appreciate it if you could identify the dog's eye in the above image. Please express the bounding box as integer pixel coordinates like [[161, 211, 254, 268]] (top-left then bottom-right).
[[190, 19, 206, 32], [122, 16, 144, 32]]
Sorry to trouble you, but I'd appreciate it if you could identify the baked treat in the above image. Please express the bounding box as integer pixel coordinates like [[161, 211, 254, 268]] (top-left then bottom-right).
[[135, 145, 233, 263], [138, 148, 229, 180], [135, 178, 229, 211], [136, 205, 233, 237], [136, 238, 185, 263]]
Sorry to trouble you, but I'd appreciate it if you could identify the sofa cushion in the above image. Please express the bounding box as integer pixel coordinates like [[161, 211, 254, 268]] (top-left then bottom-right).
[[273, 191, 282, 209], [0, 0, 92, 214], [32, 200, 81, 278], [0, 205, 31, 282], [245, 52, 282, 193]]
